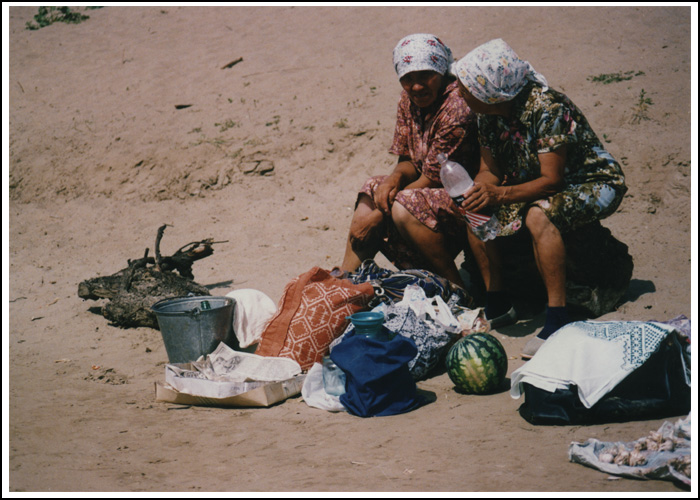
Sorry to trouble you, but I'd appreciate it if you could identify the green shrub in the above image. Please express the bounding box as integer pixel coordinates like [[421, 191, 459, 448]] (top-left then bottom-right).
[[630, 89, 653, 124], [26, 6, 90, 30], [588, 70, 645, 84]]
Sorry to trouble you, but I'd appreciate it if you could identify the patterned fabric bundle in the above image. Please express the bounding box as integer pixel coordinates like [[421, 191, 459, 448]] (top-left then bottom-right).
[[383, 305, 455, 381], [348, 259, 471, 308], [255, 267, 375, 371]]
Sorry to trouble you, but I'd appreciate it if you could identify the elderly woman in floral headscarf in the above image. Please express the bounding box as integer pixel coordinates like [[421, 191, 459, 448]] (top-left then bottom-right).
[[452, 39, 627, 358], [335, 34, 479, 291]]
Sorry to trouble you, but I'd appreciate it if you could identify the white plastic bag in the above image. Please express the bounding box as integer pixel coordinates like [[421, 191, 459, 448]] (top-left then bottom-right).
[[400, 284, 461, 333]]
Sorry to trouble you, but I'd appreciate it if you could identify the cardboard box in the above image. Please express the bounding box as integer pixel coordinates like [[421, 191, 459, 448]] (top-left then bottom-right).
[[155, 374, 306, 407]]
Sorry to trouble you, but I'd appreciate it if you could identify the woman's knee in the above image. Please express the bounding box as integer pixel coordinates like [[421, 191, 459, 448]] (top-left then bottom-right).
[[525, 206, 562, 241], [524, 204, 546, 225], [390, 201, 412, 228], [348, 209, 384, 252]]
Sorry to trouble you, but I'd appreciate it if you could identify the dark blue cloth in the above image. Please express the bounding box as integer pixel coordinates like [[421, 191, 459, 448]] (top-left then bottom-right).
[[330, 330, 427, 417]]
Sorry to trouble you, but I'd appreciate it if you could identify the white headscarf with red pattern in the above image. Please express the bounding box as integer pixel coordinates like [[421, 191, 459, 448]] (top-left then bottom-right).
[[393, 33, 454, 79]]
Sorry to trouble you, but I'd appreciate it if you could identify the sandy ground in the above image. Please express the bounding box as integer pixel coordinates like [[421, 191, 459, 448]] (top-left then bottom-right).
[[4, 4, 697, 494]]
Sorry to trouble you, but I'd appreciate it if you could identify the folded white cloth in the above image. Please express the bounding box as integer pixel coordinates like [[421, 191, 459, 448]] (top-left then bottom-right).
[[225, 289, 277, 348], [510, 320, 677, 408]]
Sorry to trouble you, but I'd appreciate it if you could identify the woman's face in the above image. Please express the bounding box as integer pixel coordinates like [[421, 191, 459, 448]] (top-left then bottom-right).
[[456, 79, 496, 114], [399, 70, 444, 108]]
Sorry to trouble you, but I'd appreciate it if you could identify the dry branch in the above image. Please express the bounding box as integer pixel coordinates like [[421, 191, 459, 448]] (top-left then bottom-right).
[[78, 225, 225, 328]]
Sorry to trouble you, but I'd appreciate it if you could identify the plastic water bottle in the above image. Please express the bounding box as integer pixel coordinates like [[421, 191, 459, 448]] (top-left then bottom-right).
[[322, 355, 346, 397], [438, 153, 474, 206], [437, 153, 501, 241]]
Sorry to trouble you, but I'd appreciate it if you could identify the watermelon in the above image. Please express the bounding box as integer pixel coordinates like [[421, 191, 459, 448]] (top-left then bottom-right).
[[445, 333, 508, 394]]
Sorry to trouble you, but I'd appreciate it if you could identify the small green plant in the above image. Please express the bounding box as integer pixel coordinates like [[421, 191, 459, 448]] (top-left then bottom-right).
[[190, 135, 229, 149], [265, 115, 280, 127], [215, 119, 239, 132], [630, 89, 653, 124], [334, 118, 349, 128], [26, 6, 90, 30], [588, 70, 645, 84]]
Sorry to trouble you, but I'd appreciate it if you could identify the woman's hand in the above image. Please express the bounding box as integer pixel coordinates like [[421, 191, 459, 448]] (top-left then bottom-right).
[[459, 146, 504, 213], [461, 182, 501, 213], [373, 174, 402, 214], [374, 157, 421, 214]]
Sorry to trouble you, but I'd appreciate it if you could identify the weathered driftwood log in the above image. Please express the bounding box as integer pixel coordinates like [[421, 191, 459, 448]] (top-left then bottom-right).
[[78, 225, 224, 328], [462, 221, 634, 318], [97, 267, 211, 329]]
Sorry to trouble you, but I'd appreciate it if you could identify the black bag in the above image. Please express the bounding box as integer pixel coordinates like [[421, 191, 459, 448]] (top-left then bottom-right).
[[518, 332, 690, 425]]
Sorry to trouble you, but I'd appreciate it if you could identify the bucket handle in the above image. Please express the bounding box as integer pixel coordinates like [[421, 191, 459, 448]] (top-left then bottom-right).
[[186, 300, 212, 317], [186, 307, 202, 318]]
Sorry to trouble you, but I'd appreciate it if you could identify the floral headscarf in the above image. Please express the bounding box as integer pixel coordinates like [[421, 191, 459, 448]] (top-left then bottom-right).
[[393, 33, 454, 79], [452, 38, 548, 104]]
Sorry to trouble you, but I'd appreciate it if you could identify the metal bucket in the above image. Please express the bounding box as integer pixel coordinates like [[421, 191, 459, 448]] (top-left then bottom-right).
[[151, 296, 236, 364]]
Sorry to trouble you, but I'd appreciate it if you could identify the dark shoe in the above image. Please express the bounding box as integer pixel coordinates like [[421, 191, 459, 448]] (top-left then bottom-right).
[[521, 336, 545, 360], [488, 306, 517, 329]]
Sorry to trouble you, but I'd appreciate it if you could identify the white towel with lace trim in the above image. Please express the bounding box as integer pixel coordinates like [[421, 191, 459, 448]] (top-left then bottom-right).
[[510, 320, 677, 408]]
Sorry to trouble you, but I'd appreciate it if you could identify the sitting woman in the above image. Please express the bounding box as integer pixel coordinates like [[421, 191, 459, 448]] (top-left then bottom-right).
[[335, 33, 479, 290], [452, 39, 627, 358]]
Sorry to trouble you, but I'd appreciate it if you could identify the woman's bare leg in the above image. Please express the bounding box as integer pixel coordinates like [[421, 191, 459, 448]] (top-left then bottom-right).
[[466, 229, 504, 292], [524, 206, 566, 307], [391, 201, 466, 288], [340, 194, 386, 272], [520, 206, 569, 356]]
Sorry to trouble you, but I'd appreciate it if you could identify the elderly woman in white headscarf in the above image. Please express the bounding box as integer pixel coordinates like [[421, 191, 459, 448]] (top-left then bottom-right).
[[452, 39, 627, 358], [334, 34, 479, 292]]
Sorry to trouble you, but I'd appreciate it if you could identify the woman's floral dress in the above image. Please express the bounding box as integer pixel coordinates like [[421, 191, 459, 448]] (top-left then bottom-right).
[[359, 80, 480, 270], [478, 83, 627, 236]]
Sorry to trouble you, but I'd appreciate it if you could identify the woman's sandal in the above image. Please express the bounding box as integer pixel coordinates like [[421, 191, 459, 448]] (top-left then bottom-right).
[[520, 336, 545, 360]]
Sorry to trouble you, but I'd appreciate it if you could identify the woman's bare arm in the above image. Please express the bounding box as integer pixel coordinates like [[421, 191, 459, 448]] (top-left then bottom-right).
[[462, 146, 566, 212], [374, 155, 440, 212]]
